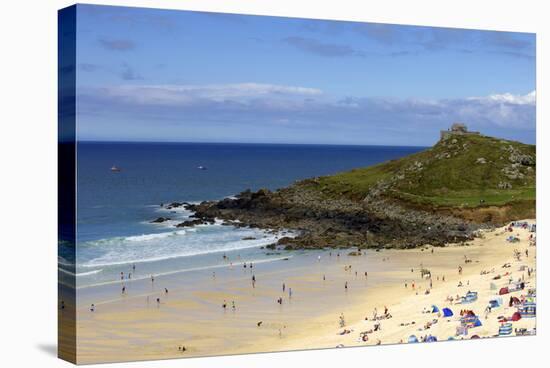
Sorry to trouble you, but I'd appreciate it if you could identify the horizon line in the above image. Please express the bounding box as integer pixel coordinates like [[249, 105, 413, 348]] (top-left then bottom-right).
[[76, 139, 430, 148]]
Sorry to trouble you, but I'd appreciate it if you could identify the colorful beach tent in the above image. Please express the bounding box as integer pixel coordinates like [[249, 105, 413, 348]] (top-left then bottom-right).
[[518, 302, 536, 318], [499, 323, 513, 336], [408, 335, 419, 343], [431, 305, 440, 313], [474, 317, 482, 327], [425, 335, 438, 342], [462, 291, 478, 303], [499, 287, 509, 295], [489, 299, 501, 308], [443, 308, 454, 317]]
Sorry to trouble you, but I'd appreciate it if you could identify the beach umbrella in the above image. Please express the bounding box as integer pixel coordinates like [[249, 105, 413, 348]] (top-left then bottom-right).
[[425, 335, 438, 342], [431, 305, 440, 313], [471, 335, 480, 339], [442, 308, 453, 317], [511, 312, 522, 321]]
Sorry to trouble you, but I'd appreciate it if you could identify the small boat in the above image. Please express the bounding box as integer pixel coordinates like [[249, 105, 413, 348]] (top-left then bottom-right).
[[197, 166, 207, 170], [110, 165, 121, 172]]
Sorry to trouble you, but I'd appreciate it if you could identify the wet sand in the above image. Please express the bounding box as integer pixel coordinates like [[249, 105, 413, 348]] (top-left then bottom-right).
[[71, 220, 536, 364]]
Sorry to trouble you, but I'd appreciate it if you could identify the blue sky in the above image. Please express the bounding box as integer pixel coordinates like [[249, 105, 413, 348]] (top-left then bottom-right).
[[74, 4, 536, 146]]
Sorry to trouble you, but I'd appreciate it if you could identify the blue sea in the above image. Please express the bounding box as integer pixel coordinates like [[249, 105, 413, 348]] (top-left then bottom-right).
[[66, 142, 423, 288]]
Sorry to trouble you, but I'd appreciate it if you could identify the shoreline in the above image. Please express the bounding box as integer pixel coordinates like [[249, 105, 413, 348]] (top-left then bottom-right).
[[71, 219, 536, 364]]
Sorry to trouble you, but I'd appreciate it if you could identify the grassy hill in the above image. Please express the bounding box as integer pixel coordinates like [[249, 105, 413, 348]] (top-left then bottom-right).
[[300, 134, 535, 212]]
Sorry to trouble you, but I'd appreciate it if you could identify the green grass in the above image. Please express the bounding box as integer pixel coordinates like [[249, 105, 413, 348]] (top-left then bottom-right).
[[300, 134, 535, 209]]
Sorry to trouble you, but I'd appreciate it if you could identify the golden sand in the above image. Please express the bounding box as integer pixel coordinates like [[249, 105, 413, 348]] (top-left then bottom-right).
[[73, 220, 536, 364]]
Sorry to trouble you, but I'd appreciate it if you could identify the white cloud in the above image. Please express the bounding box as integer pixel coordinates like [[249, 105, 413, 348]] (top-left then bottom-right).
[[468, 90, 536, 106], [78, 84, 535, 144], [98, 83, 324, 106]]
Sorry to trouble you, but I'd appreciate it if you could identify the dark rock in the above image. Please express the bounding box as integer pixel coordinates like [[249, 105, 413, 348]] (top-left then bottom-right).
[[176, 219, 204, 227], [150, 217, 170, 223]]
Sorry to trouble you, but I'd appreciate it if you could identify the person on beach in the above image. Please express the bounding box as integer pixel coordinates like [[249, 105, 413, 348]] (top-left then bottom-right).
[[244, 263, 247, 269], [122, 286, 126, 294], [289, 288, 292, 298], [222, 300, 227, 309], [282, 283, 285, 292], [165, 288, 169, 294], [151, 275, 155, 283], [128, 273, 132, 279], [345, 281, 348, 291], [339, 313, 345, 327], [120, 272, 124, 280], [232, 301, 236, 310], [365, 271, 368, 278], [132, 264, 136, 272], [323, 274, 326, 281], [458, 266, 463, 275], [156, 298, 160, 306], [252, 275, 256, 288], [318, 255, 321, 262], [250, 262, 253, 269], [90, 304, 95, 312]]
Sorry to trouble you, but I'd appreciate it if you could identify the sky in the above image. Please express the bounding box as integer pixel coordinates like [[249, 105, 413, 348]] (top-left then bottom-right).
[[73, 4, 536, 146]]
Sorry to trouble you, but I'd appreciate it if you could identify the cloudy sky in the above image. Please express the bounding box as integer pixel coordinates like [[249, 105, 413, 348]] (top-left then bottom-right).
[[74, 4, 536, 146]]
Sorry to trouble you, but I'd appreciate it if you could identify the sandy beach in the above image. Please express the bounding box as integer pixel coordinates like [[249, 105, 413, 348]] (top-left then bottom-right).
[[72, 220, 536, 364]]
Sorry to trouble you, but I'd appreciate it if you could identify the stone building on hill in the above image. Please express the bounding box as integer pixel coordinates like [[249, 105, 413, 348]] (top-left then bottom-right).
[[440, 123, 480, 140]]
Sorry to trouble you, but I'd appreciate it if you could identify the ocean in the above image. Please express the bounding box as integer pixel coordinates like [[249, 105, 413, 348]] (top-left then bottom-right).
[[67, 142, 424, 288]]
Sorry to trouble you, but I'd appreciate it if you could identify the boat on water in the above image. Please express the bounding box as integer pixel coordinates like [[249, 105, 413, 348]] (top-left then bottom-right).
[[110, 165, 121, 172], [197, 166, 207, 170]]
